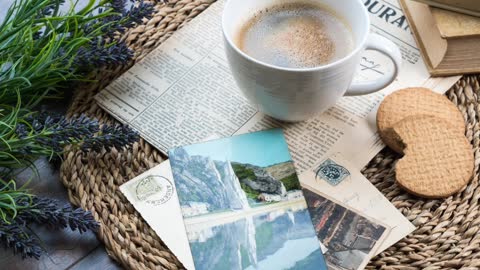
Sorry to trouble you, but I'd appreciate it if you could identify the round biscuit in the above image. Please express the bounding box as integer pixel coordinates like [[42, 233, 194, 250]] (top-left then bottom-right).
[[391, 115, 473, 198], [377, 87, 465, 153]]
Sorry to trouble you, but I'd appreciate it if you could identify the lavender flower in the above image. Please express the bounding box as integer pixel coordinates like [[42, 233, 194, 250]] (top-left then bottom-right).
[[16, 113, 99, 152], [14, 113, 138, 155], [82, 124, 140, 152], [75, 39, 133, 68], [111, 0, 128, 14], [0, 223, 42, 259], [15, 124, 29, 139], [0, 195, 99, 260], [20, 113, 99, 137], [100, 0, 155, 39], [123, 1, 155, 28], [19, 197, 99, 233]]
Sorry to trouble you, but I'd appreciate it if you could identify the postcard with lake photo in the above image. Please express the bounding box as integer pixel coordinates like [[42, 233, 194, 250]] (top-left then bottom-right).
[[302, 187, 390, 270], [168, 129, 327, 270]]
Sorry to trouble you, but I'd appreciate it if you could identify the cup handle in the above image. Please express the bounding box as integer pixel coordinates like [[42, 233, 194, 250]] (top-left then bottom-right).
[[345, 33, 402, 96]]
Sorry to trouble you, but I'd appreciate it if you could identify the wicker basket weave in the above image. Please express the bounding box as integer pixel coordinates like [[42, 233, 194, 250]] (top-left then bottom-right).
[[60, 0, 480, 269]]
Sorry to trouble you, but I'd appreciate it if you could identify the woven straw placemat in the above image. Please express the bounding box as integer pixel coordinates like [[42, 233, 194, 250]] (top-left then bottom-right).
[[60, 0, 480, 269]]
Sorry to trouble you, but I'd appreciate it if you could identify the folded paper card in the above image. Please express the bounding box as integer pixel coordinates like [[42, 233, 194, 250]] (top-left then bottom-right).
[[168, 129, 327, 270], [119, 161, 195, 269]]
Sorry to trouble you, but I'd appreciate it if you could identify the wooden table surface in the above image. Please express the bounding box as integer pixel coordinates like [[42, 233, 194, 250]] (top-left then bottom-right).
[[1, 159, 121, 270]]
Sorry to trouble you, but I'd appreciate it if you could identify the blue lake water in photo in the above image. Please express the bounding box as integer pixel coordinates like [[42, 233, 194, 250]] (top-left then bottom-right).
[[187, 206, 326, 270]]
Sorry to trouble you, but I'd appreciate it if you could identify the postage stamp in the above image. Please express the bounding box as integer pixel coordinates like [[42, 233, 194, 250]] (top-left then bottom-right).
[[315, 158, 351, 186]]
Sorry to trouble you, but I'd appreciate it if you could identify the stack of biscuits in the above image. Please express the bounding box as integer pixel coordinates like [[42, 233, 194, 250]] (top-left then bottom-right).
[[377, 87, 474, 198]]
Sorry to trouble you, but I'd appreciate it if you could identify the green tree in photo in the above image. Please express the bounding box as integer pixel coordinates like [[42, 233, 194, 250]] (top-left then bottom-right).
[[279, 173, 301, 191]]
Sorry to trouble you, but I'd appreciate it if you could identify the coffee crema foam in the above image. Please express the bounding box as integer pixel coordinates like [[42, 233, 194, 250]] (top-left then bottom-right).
[[236, 3, 354, 69]]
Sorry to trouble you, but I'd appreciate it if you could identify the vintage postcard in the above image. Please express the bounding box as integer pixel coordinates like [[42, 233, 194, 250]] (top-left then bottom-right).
[[168, 129, 327, 270], [119, 161, 195, 269], [303, 188, 390, 270], [300, 153, 416, 255]]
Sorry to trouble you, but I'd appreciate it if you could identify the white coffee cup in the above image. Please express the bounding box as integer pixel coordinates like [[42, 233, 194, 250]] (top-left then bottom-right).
[[222, 0, 402, 122]]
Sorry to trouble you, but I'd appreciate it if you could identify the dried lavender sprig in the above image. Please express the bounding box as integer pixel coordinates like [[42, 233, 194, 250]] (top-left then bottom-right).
[[74, 39, 133, 68], [86, 0, 156, 67], [15, 112, 138, 155], [107, 0, 154, 32], [16, 113, 100, 153], [16, 113, 96, 138], [0, 196, 99, 260], [111, 0, 128, 15], [81, 123, 140, 152], [18, 197, 99, 233], [0, 222, 42, 259], [38, 115, 100, 152], [122, 1, 155, 28]]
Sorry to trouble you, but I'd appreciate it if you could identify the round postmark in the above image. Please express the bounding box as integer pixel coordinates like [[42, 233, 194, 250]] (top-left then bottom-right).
[[135, 175, 174, 205]]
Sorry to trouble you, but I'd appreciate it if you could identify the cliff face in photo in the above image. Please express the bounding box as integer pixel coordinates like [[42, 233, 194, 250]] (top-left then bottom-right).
[[169, 147, 250, 213], [265, 161, 296, 180], [232, 162, 287, 196], [232, 161, 301, 197], [169, 147, 303, 213]]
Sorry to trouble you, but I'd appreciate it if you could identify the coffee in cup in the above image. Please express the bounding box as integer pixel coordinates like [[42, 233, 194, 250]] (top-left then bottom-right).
[[235, 2, 354, 69]]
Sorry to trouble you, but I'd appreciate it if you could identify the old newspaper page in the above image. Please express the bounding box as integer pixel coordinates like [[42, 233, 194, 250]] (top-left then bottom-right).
[[95, 0, 460, 173]]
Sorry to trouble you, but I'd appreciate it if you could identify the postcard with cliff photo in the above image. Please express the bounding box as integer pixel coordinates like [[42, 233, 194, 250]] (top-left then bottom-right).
[[168, 129, 327, 270], [302, 188, 390, 270]]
